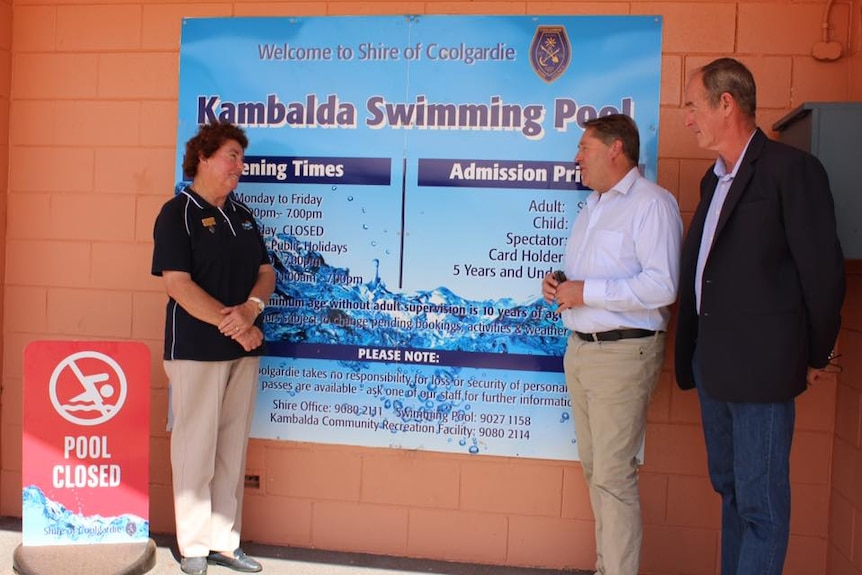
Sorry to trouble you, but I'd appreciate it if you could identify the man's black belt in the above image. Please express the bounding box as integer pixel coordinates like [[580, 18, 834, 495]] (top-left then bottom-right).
[[575, 328, 657, 342]]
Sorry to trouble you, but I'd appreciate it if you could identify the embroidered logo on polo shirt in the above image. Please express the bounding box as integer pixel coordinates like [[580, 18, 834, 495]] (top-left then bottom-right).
[[201, 216, 216, 233], [242, 220, 254, 231]]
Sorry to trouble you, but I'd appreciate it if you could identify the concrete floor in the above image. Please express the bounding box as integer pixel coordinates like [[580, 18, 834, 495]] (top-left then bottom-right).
[[1, 516, 589, 575]]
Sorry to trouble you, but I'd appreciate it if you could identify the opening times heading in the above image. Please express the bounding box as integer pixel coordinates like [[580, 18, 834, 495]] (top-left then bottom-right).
[[240, 156, 391, 185]]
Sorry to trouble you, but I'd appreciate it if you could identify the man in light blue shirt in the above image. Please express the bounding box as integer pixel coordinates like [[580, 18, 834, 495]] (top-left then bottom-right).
[[542, 113, 682, 575]]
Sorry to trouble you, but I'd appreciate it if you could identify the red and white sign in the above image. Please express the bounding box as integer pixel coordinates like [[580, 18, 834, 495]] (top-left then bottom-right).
[[22, 341, 150, 546]]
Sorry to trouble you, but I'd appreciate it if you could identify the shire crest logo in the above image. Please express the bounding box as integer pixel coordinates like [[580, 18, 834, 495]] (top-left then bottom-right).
[[530, 26, 571, 83], [49, 351, 128, 426]]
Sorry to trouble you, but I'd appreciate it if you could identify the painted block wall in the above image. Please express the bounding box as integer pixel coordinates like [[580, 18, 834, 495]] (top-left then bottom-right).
[[0, 0, 10, 535], [0, 1, 859, 574], [831, 261, 862, 575]]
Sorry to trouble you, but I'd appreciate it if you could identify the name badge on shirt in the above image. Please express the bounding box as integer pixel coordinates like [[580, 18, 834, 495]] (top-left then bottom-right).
[[201, 216, 216, 233]]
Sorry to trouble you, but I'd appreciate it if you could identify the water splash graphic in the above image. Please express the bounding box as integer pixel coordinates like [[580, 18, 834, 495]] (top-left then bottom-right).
[[266, 231, 568, 354], [22, 485, 149, 546]]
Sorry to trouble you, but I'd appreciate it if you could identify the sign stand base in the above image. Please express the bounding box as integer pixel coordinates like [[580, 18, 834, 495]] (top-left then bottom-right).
[[13, 540, 156, 575]]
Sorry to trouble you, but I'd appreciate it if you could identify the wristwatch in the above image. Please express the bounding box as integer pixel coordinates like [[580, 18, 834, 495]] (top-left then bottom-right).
[[248, 296, 265, 314]]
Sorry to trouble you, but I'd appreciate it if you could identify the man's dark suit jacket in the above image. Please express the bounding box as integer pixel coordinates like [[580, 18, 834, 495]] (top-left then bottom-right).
[[675, 128, 845, 403]]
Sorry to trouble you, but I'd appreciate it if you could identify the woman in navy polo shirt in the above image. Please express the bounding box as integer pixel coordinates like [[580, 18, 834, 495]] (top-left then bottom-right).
[[152, 121, 275, 575]]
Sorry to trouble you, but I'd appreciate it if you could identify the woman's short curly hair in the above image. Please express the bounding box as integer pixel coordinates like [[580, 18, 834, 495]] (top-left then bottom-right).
[[182, 121, 249, 179]]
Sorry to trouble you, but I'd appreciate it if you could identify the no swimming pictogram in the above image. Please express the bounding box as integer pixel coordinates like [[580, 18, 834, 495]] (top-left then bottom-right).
[[48, 351, 128, 426]]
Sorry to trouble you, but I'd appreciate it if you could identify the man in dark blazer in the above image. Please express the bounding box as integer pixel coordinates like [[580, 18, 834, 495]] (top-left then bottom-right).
[[675, 58, 844, 575]]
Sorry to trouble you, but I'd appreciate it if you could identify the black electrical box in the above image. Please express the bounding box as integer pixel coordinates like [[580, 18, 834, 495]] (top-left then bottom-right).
[[773, 102, 862, 260]]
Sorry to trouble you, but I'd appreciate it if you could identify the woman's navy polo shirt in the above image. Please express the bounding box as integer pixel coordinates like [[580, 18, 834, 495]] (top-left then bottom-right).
[[152, 188, 271, 361]]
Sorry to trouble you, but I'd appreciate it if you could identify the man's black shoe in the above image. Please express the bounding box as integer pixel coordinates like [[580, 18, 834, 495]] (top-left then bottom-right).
[[207, 548, 262, 573], [181, 556, 207, 575]]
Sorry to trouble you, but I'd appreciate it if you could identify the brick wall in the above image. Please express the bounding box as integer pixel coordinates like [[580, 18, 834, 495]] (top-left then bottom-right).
[[830, 261, 862, 575], [0, 0, 10, 527], [829, 30, 862, 575], [1, 2, 859, 574]]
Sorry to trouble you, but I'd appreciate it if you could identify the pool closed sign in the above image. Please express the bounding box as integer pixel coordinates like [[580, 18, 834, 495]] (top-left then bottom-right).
[[22, 341, 150, 546]]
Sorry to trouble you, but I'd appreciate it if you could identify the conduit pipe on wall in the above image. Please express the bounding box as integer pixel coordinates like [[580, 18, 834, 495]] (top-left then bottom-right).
[[812, 0, 844, 60]]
